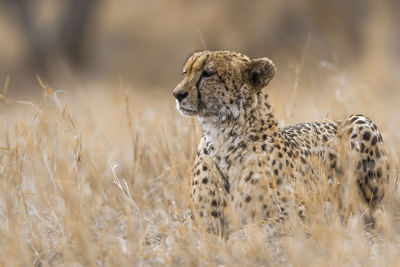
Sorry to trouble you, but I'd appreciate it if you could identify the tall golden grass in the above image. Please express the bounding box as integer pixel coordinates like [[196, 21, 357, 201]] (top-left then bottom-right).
[[0, 71, 399, 266]]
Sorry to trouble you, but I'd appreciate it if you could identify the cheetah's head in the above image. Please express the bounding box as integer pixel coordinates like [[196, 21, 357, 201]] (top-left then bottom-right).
[[173, 50, 275, 121]]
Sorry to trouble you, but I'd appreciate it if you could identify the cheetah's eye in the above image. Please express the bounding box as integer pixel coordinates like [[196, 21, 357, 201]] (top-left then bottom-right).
[[202, 70, 217, 78], [182, 69, 187, 75]]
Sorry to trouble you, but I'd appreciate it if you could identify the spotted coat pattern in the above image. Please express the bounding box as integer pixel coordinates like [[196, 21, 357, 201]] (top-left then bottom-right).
[[172, 51, 389, 236]]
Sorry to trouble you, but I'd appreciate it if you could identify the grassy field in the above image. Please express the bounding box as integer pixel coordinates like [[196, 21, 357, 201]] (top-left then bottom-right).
[[0, 69, 399, 266], [0, 0, 399, 265]]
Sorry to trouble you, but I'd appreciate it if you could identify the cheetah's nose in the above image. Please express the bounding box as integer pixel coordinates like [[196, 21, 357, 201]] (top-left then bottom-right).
[[173, 89, 188, 102]]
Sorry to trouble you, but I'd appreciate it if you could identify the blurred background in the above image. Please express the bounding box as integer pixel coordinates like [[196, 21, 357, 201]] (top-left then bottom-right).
[[0, 0, 399, 101]]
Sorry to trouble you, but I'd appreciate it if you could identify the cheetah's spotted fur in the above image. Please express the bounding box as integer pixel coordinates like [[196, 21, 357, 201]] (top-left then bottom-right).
[[173, 50, 389, 236]]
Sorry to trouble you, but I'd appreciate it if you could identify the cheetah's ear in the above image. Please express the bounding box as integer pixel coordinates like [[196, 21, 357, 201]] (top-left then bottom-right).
[[248, 58, 276, 90]]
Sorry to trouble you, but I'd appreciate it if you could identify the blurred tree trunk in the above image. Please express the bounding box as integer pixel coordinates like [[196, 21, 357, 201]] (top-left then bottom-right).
[[7, 0, 97, 73]]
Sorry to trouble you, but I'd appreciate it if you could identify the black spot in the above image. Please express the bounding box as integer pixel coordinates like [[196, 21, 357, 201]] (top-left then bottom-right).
[[211, 199, 217, 206], [202, 178, 208, 184], [273, 169, 279, 176], [371, 136, 377, 146], [350, 116, 358, 123], [261, 144, 266, 151], [202, 166, 208, 171], [224, 182, 230, 193], [278, 152, 283, 158], [363, 132, 371, 141], [250, 135, 260, 141], [245, 195, 252, 202], [196, 170, 200, 175], [377, 167, 382, 178], [211, 210, 218, 217], [203, 148, 209, 155]]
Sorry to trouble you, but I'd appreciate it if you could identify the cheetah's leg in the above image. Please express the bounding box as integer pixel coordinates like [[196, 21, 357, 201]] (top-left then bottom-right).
[[190, 157, 230, 237], [342, 115, 389, 211], [326, 115, 389, 226]]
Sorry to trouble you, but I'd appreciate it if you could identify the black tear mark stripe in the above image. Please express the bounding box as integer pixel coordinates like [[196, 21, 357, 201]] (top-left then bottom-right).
[[187, 53, 209, 109]]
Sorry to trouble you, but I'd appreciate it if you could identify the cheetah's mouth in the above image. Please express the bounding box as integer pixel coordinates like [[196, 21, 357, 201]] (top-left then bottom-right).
[[179, 106, 199, 116]]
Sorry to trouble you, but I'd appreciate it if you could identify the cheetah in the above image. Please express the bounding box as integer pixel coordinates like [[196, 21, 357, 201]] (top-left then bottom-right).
[[173, 50, 389, 236]]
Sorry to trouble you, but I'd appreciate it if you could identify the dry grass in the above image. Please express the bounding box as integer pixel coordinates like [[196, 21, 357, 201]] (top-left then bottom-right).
[[0, 1, 399, 265], [0, 72, 399, 266]]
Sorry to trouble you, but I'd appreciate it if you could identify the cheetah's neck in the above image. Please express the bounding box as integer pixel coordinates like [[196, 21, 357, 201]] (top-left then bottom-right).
[[200, 89, 279, 145]]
